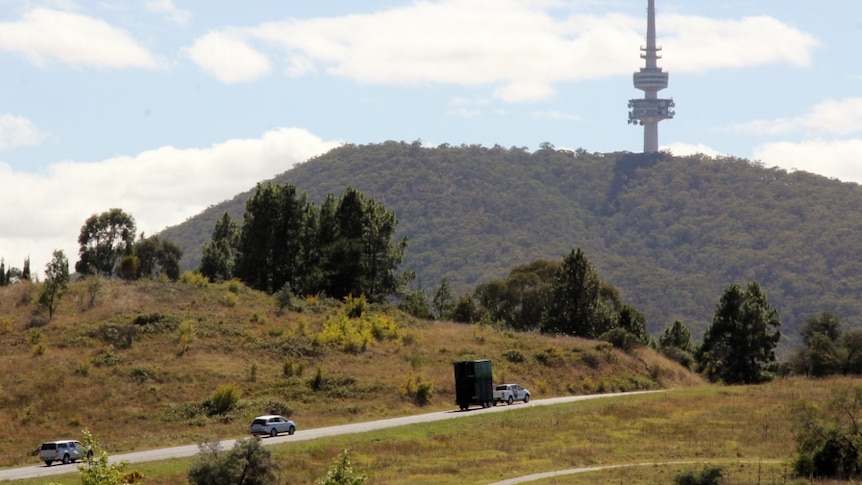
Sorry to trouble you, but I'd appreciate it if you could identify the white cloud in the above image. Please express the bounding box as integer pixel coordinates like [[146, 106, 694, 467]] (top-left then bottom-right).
[[203, 0, 819, 103], [0, 114, 50, 150], [733, 98, 862, 136], [145, 0, 191, 25], [186, 31, 271, 84], [661, 14, 819, 72], [0, 8, 159, 68], [664, 142, 722, 158], [0, 128, 339, 278], [754, 139, 862, 184]]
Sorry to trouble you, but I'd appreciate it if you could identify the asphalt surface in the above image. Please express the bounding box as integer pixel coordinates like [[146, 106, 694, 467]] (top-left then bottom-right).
[[0, 391, 660, 482]]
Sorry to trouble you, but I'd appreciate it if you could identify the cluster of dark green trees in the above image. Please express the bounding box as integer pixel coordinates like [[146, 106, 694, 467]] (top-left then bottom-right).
[[198, 183, 407, 303], [787, 311, 862, 377], [409, 247, 783, 385], [426, 249, 649, 348], [75, 208, 183, 281], [0, 257, 30, 285]]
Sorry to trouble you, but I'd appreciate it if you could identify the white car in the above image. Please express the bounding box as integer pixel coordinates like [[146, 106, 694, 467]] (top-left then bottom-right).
[[493, 383, 531, 405], [39, 440, 92, 466], [249, 415, 296, 437]]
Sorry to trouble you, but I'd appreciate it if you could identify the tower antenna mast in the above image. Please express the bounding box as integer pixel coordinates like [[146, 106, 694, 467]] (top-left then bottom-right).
[[628, 0, 675, 153]]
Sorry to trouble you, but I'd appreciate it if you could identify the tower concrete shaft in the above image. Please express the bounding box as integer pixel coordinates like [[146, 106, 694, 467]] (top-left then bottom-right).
[[628, 0, 675, 153]]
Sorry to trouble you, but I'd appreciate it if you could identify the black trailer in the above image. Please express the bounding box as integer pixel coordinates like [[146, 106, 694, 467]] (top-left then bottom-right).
[[453, 359, 493, 410]]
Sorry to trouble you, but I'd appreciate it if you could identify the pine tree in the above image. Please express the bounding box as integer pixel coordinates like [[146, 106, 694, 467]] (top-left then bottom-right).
[[696, 281, 781, 384], [542, 248, 603, 338], [200, 213, 240, 283]]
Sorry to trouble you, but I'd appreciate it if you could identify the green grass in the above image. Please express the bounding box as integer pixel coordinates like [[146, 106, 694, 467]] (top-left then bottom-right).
[[17, 377, 862, 484]]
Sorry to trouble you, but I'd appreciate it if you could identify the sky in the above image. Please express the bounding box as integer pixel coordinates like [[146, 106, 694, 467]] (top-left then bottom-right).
[[1, 0, 861, 277]]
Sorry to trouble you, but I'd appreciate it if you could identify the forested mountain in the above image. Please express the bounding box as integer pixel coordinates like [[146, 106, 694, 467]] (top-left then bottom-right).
[[160, 141, 862, 346]]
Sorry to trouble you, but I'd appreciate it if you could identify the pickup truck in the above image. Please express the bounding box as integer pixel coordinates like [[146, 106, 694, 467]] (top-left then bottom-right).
[[493, 383, 531, 405]]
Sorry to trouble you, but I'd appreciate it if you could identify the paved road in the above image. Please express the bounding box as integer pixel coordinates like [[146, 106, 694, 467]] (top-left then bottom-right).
[[0, 391, 660, 482]]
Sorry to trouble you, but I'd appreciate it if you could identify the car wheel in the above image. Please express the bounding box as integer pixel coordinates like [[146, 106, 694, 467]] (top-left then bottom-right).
[[62, 454, 71, 465], [507, 396, 514, 405], [270, 428, 278, 437], [44, 461, 52, 467], [288, 425, 295, 435], [524, 394, 530, 403]]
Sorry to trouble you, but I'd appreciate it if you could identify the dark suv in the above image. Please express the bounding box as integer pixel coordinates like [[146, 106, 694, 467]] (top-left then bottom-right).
[[39, 440, 92, 466]]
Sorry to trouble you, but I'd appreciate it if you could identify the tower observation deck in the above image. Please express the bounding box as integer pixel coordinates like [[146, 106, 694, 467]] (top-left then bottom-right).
[[628, 0, 674, 153]]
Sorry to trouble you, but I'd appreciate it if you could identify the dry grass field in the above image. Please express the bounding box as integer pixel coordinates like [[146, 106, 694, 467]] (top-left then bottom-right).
[[0, 278, 702, 472], [19, 377, 862, 484]]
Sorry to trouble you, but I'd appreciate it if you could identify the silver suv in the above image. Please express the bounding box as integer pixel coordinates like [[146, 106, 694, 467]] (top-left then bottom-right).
[[39, 440, 92, 466], [249, 415, 296, 437]]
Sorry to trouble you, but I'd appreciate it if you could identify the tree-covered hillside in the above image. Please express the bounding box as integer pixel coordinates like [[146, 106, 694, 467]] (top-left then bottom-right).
[[160, 141, 862, 345]]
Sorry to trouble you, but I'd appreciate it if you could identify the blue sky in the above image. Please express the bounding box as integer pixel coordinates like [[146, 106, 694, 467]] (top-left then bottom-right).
[[1, 0, 861, 276]]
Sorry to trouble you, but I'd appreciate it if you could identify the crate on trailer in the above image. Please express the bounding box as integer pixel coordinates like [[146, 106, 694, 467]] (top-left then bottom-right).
[[453, 359, 493, 411]]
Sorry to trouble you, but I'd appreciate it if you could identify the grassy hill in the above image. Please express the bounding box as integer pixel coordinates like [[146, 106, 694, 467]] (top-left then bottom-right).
[[0, 278, 702, 470], [159, 143, 862, 348]]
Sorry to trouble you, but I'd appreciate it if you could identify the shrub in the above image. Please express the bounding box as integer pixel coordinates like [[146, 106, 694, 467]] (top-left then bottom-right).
[[259, 400, 292, 417], [127, 366, 163, 383], [792, 386, 862, 480], [133, 312, 179, 333], [226, 279, 242, 294], [601, 328, 642, 352], [160, 402, 207, 423], [316, 309, 401, 353], [662, 345, 695, 369], [534, 347, 565, 368], [27, 315, 49, 329], [208, 383, 241, 415], [91, 348, 122, 367], [177, 319, 196, 354], [283, 360, 304, 377], [75, 360, 91, 377], [90, 323, 138, 349], [78, 430, 143, 485], [401, 376, 433, 406], [503, 349, 526, 363], [344, 295, 367, 319], [221, 292, 238, 307], [673, 465, 724, 485], [310, 366, 324, 391], [27, 327, 42, 346], [179, 271, 209, 287], [274, 285, 295, 313], [316, 448, 366, 485], [188, 438, 277, 485], [132, 313, 165, 326]]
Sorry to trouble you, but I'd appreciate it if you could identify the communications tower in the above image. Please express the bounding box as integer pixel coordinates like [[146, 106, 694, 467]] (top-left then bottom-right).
[[628, 0, 675, 153]]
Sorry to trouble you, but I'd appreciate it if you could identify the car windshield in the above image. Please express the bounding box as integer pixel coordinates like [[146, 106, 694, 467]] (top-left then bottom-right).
[[252, 419, 267, 426], [41, 443, 57, 450], [495, 385, 508, 390]]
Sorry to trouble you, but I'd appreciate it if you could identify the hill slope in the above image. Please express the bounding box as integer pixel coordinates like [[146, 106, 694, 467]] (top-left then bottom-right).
[[160, 142, 862, 343], [0, 279, 700, 468]]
